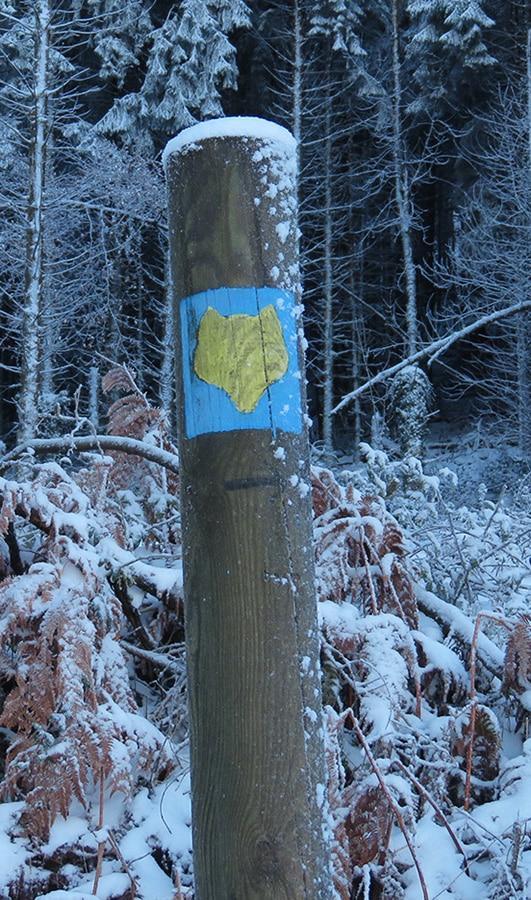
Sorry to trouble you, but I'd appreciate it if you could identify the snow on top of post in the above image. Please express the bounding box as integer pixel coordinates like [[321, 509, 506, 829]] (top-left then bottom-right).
[[162, 116, 296, 169]]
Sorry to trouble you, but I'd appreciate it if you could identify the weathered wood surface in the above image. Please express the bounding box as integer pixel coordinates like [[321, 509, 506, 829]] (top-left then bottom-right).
[[165, 119, 332, 899]]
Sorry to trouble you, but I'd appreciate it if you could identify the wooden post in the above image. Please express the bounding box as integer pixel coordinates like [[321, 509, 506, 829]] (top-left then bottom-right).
[[164, 117, 333, 899]]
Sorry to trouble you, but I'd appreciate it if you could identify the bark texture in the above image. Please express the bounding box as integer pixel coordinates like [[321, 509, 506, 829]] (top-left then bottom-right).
[[166, 121, 333, 899]]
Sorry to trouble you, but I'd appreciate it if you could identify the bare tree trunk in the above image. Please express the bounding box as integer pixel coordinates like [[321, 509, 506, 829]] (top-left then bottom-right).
[[159, 274, 175, 431], [88, 365, 100, 428], [322, 78, 335, 453], [518, 28, 531, 457], [350, 240, 365, 454], [391, 0, 418, 358], [292, 0, 302, 149], [18, 0, 50, 445]]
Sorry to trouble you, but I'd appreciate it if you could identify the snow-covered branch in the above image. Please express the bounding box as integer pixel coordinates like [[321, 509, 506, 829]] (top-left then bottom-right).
[[0, 435, 180, 475], [332, 299, 531, 414]]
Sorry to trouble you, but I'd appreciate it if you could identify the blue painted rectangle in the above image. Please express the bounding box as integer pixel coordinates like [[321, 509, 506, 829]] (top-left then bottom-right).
[[180, 286, 303, 439]]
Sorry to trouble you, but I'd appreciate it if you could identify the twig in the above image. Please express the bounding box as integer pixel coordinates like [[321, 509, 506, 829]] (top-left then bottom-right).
[[347, 711, 429, 900], [108, 830, 137, 899], [92, 769, 106, 896], [438, 494, 475, 607], [393, 759, 471, 877]]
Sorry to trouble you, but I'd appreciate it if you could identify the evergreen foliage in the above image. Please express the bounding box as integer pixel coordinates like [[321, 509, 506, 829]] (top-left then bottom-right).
[[407, 0, 495, 114], [97, 0, 251, 153]]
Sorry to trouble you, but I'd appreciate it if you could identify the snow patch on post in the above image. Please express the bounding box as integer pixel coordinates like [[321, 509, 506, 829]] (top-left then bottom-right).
[[162, 115, 296, 168]]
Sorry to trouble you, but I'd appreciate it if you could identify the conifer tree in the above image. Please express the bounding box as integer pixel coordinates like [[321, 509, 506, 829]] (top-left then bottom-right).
[[407, 0, 495, 116], [97, 0, 251, 153]]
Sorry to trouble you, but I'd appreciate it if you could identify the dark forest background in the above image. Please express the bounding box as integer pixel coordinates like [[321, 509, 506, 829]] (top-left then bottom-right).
[[1, 0, 530, 459]]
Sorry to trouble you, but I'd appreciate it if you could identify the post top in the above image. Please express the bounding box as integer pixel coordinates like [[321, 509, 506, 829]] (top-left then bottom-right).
[[162, 116, 296, 169]]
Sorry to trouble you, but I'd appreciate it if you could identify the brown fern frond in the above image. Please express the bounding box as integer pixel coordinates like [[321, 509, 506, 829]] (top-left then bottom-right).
[[101, 364, 143, 397], [344, 781, 393, 868], [106, 394, 162, 440], [311, 466, 346, 516], [0, 575, 175, 839], [389, 566, 419, 630], [322, 612, 420, 750], [470, 704, 501, 784], [448, 701, 501, 809], [323, 707, 354, 898], [98, 370, 180, 550], [0, 464, 176, 841], [502, 618, 531, 695], [312, 467, 419, 628], [348, 713, 429, 900], [324, 702, 427, 900], [102, 366, 162, 443]]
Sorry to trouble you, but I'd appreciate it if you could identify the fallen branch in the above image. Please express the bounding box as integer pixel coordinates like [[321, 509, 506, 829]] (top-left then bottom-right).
[[121, 640, 184, 671], [415, 585, 504, 682], [333, 298, 531, 414], [0, 435, 180, 475]]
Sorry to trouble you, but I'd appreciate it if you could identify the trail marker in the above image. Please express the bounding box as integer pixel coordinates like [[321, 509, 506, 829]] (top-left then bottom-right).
[[165, 117, 333, 899]]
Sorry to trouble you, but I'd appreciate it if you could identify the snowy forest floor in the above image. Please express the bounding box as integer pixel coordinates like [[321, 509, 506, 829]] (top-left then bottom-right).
[[2, 382, 531, 900]]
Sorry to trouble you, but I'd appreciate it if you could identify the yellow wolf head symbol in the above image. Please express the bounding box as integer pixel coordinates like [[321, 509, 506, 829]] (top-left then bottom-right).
[[194, 304, 289, 413]]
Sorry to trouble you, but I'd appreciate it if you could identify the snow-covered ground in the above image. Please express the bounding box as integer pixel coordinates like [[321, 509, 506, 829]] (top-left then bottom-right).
[[2, 422, 531, 899]]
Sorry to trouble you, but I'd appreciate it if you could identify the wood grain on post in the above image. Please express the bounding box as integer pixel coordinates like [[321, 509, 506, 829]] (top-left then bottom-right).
[[164, 117, 333, 899]]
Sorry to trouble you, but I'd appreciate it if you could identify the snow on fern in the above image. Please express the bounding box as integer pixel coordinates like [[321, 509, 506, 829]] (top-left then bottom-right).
[[4, 380, 531, 896], [102, 365, 181, 552], [0, 371, 185, 895], [312, 465, 418, 627], [0, 464, 175, 841], [311, 461, 531, 897]]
